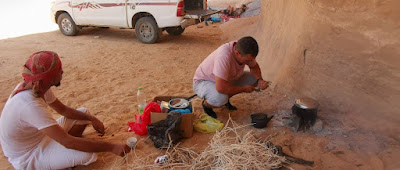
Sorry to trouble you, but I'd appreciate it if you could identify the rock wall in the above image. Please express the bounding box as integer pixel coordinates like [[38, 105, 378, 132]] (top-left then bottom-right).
[[255, 0, 400, 138]]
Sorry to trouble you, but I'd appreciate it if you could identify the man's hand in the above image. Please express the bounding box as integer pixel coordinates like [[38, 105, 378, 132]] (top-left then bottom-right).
[[112, 144, 131, 157], [257, 79, 270, 90], [90, 117, 105, 136], [243, 85, 255, 93]]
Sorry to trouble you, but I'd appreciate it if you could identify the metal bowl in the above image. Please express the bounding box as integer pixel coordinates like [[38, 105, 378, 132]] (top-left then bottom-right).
[[169, 98, 189, 109]]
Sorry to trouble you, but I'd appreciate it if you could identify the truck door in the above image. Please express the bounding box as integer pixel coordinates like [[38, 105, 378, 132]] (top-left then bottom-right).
[[88, 0, 127, 27], [72, 0, 127, 27], [71, 0, 91, 24]]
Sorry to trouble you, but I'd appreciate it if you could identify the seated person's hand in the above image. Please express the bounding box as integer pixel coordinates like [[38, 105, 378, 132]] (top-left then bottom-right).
[[91, 117, 105, 136], [243, 85, 255, 93], [112, 144, 131, 157], [258, 80, 270, 90]]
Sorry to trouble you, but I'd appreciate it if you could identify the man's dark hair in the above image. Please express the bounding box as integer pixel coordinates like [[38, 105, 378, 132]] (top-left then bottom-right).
[[235, 36, 259, 57]]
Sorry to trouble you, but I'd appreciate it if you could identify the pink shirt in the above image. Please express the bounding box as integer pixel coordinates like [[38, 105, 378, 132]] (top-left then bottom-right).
[[193, 41, 256, 83]]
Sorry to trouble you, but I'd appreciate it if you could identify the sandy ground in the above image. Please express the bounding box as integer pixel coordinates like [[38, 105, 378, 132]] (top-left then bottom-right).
[[0, 0, 399, 169]]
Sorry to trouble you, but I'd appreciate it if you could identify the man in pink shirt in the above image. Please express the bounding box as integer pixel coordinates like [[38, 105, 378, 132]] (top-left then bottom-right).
[[193, 37, 270, 118]]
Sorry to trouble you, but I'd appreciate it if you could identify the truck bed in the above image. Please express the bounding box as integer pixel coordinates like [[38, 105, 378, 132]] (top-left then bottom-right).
[[185, 9, 221, 21]]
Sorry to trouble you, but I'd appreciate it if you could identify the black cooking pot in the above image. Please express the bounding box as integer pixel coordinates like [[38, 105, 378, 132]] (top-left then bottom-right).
[[251, 113, 274, 129], [291, 97, 319, 126]]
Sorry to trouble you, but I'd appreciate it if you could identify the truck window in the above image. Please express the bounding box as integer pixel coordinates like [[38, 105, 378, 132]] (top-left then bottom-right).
[[185, 0, 204, 11]]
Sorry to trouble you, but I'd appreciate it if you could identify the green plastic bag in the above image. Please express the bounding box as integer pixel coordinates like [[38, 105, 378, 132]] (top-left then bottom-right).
[[193, 113, 224, 133]]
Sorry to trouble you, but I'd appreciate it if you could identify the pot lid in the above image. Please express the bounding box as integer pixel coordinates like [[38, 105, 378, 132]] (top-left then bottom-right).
[[295, 97, 319, 109]]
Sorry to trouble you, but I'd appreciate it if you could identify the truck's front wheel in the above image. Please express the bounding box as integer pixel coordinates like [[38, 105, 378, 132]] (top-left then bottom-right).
[[166, 26, 185, 36], [57, 13, 79, 36], [135, 17, 161, 44]]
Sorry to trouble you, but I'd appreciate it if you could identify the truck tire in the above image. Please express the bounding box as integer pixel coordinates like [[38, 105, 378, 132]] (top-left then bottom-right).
[[135, 17, 161, 44], [57, 13, 79, 36], [166, 26, 185, 36]]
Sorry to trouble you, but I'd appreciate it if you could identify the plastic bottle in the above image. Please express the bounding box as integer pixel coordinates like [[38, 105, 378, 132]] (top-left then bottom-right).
[[137, 87, 147, 114]]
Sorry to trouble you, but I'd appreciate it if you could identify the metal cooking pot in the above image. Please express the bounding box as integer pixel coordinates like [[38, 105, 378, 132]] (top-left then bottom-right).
[[168, 94, 197, 109], [292, 97, 319, 127], [169, 98, 190, 109]]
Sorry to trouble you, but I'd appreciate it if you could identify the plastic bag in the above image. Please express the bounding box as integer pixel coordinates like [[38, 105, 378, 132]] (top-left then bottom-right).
[[127, 102, 161, 135], [193, 113, 224, 133], [147, 112, 182, 149]]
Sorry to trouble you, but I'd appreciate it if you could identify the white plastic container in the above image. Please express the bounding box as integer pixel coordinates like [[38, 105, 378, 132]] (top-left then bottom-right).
[[126, 137, 137, 149]]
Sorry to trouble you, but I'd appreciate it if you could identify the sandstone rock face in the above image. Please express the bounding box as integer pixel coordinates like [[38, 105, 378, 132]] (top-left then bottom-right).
[[252, 0, 399, 139]]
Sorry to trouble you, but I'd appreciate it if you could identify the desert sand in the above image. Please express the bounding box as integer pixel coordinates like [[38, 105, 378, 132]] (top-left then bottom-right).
[[0, 0, 399, 169]]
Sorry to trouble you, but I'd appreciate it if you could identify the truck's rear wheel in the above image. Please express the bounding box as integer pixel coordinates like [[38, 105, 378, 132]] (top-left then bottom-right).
[[57, 13, 79, 36], [166, 26, 185, 36], [135, 17, 161, 44]]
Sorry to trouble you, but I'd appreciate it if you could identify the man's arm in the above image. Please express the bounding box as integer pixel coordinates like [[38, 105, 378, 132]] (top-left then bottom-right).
[[48, 99, 105, 135], [40, 125, 130, 156], [249, 62, 269, 90], [49, 99, 91, 120], [215, 76, 254, 96], [249, 62, 262, 80]]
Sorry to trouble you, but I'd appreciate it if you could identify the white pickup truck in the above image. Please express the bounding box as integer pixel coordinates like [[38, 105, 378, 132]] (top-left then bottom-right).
[[50, 0, 218, 44]]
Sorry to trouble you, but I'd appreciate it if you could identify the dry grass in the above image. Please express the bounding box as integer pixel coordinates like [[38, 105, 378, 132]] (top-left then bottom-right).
[[112, 117, 288, 169]]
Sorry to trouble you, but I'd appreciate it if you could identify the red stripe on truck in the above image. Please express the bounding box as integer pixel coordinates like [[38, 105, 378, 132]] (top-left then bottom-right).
[[136, 2, 177, 6], [69, 2, 177, 11]]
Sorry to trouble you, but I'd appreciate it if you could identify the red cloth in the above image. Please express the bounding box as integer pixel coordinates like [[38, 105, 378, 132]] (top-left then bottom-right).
[[220, 14, 240, 22], [13, 51, 62, 97], [127, 102, 161, 135]]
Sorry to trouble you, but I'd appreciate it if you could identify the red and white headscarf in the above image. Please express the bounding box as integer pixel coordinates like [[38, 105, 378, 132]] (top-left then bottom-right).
[[12, 51, 62, 98]]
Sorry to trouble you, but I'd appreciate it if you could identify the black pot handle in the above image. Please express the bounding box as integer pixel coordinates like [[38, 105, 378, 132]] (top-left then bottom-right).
[[186, 94, 197, 101]]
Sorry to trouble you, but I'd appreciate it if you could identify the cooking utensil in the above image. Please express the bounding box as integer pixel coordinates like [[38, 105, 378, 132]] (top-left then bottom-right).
[[251, 113, 274, 128], [169, 98, 190, 109], [168, 94, 197, 109], [291, 97, 319, 130]]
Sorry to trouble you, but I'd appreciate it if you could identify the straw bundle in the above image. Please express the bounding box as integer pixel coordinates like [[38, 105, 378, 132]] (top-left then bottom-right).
[[117, 117, 288, 169], [186, 118, 287, 169]]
